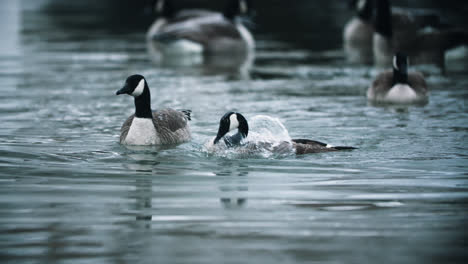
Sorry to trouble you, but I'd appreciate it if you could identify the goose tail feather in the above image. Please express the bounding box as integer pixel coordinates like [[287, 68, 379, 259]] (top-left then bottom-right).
[[179, 109, 192, 121]]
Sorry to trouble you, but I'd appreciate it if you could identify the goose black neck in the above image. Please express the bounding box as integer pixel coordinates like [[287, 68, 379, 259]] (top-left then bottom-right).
[[357, 0, 373, 22], [156, 0, 176, 19], [224, 133, 244, 147], [214, 112, 249, 145], [393, 67, 408, 85], [238, 116, 249, 138], [223, 119, 248, 147], [223, 0, 241, 20], [134, 86, 153, 118], [375, 0, 392, 38]]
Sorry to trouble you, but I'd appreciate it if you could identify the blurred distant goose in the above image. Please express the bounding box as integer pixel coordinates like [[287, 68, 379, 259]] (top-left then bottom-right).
[[373, 0, 468, 68], [367, 52, 428, 104], [147, 0, 255, 55], [209, 112, 356, 155], [344, 0, 444, 64], [116, 74, 191, 145], [344, 0, 375, 64]]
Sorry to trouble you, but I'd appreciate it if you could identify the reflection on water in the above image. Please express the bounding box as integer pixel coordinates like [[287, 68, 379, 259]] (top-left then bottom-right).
[[147, 39, 254, 78], [134, 177, 153, 222], [0, 0, 468, 263], [215, 160, 249, 209], [0, 0, 20, 56]]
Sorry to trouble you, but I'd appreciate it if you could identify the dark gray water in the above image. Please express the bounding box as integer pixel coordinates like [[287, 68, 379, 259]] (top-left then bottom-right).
[[1, 0, 468, 263]]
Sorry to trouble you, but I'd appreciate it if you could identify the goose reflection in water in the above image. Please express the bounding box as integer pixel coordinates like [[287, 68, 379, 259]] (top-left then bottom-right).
[[215, 160, 249, 209], [147, 42, 254, 78], [134, 178, 153, 225]]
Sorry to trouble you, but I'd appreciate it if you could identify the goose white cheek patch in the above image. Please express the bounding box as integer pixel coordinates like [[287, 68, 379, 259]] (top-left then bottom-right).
[[357, 0, 366, 11], [229, 114, 239, 131], [240, 0, 248, 14], [156, 0, 165, 13], [132, 79, 145, 97], [393, 56, 399, 71]]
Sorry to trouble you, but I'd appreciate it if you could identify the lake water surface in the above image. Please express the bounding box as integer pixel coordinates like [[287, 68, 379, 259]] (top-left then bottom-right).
[[1, 1, 467, 263]]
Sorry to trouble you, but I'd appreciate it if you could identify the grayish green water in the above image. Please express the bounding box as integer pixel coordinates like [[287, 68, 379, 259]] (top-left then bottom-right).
[[1, 1, 467, 263]]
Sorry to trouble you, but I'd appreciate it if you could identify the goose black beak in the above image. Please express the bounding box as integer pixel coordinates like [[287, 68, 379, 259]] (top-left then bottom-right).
[[116, 84, 130, 95]]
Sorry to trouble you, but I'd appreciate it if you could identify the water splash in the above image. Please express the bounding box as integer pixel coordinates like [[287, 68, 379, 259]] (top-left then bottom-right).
[[204, 115, 294, 159], [248, 115, 292, 144]]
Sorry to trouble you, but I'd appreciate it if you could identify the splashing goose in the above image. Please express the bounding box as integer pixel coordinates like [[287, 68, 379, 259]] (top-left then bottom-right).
[[208, 112, 356, 155]]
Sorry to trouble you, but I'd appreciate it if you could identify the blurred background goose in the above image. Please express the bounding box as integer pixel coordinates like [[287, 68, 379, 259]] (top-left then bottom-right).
[[208, 112, 356, 155], [367, 52, 428, 104], [146, 0, 255, 56], [116, 74, 192, 145], [344, 0, 375, 64], [344, 0, 447, 65], [373, 0, 468, 69]]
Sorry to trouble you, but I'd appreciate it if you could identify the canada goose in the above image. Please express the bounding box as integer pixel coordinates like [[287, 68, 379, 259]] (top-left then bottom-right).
[[344, 0, 445, 65], [344, 0, 375, 64], [116, 74, 191, 145], [373, 0, 468, 68], [367, 52, 428, 104], [208, 112, 356, 155], [146, 0, 254, 56]]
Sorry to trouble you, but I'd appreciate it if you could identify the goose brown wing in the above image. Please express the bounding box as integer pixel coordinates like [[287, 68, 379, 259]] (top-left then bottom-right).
[[156, 16, 242, 47], [292, 139, 356, 154], [408, 71, 428, 95], [171, 10, 218, 22], [152, 109, 191, 144], [371, 70, 394, 94], [152, 109, 190, 132]]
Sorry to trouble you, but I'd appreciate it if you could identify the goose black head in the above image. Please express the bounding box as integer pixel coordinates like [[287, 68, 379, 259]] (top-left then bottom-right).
[[375, 0, 392, 38], [152, 0, 176, 18], [224, 0, 254, 20], [116, 75, 153, 118], [354, 0, 373, 21], [214, 112, 249, 145], [116, 74, 148, 97], [393, 52, 409, 85]]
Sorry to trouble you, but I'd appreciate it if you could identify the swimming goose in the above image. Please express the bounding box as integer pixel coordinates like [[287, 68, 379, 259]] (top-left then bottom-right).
[[367, 52, 428, 104], [344, 0, 375, 64], [344, 0, 445, 65], [373, 0, 468, 68], [209, 112, 356, 155], [147, 0, 255, 56], [116, 74, 191, 145]]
